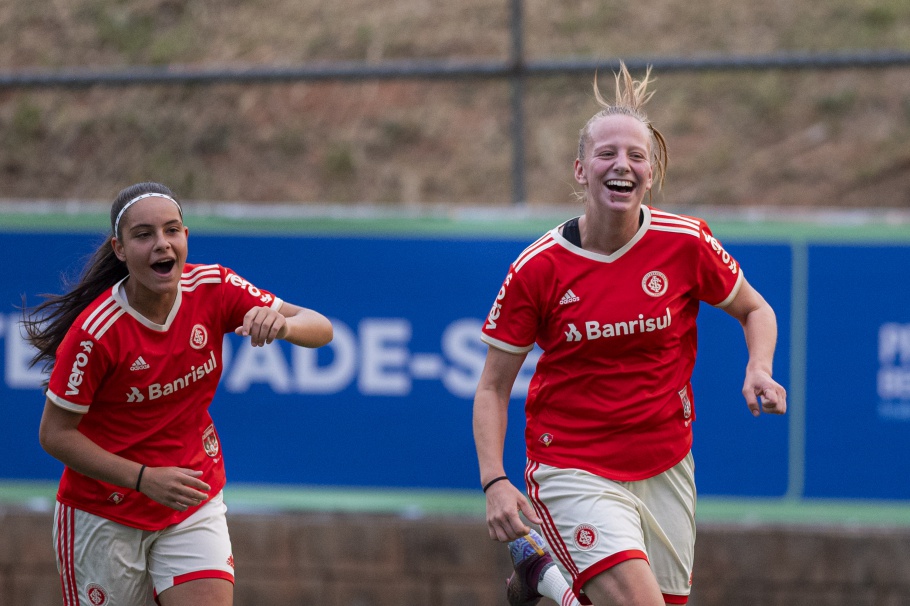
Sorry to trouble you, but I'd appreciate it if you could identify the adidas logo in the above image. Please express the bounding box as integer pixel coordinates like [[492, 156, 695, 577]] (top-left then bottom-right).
[[130, 356, 150, 371], [559, 289, 580, 305]]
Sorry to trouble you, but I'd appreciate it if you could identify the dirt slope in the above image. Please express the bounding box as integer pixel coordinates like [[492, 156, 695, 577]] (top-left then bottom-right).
[[1, 0, 908, 209]]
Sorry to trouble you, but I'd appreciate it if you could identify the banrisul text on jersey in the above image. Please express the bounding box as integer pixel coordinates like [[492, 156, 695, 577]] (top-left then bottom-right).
[[566, 307, 671, 342], [147, 350, 218, 400]]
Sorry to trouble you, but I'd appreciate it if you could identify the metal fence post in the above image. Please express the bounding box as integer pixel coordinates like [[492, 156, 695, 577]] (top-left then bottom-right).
[[509, 0, 527, 206]]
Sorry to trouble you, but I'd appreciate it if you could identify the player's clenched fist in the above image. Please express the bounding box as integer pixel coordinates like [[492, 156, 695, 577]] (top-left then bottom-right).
[[235, 306, 288, 346]]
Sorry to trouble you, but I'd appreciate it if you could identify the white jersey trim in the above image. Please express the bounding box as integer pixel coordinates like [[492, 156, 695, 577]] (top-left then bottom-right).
[[82, 296, 127, 340], [650, 209, 700, 227], [714, 270, 745, 308], [183, 264, 221, 280], [96, 307, 127, 339], [46, 389, 90, 414], [550, 207, 652, 263], [112, 277, 183, 332], [514, 236, 558, 273], [181, 265, 222, 292], [649, 224, 702, 237], [515, 232, 555, 265], [481, 333, 535, 354], [181, 278, 221, 293], [82, 297, 115, 332], [648, 209, 701, 238]]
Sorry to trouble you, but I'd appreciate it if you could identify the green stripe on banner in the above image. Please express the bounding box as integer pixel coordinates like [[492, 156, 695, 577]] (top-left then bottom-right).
[[3, 208, 910, 241], [3, 481, 910, 526]]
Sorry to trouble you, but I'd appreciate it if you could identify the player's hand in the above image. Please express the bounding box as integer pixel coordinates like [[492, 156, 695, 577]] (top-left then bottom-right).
[[235, 306, 288, 346], [484, 480, 541, 543], [137, 466, 211, 512], [742, 367, 787, 417]]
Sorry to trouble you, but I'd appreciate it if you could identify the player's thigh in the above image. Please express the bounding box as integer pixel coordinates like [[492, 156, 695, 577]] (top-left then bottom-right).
[[626, 453, 696, 599], [147, 491, 234, 602], [583, 558, 665, 606], [157, 578, 233, 606], [53, 501, 155, 606], [527, 461, 652, 600]]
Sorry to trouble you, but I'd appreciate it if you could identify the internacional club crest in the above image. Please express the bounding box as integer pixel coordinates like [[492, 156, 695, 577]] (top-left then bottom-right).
[[641, 270, 669, 297], [85, 583, 109, 605], [573, 523, 598, 550], [202, 424, 220, 458], [190, 324, 208, 350]]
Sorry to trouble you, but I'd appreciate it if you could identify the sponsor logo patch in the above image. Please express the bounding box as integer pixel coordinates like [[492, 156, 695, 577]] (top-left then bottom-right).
[[129, 356, 149, 371], [226, 272, 271, 303], [65, 340, 94, 396], [559, 289, 580, 305], [137, 351, 218, 402], [703, 230, 738, 273], [566, 308, 672, 342], [485, 272, 513, 331]]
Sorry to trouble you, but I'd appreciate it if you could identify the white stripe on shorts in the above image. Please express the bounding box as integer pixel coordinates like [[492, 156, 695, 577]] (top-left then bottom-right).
[[55, 503, 79, 606], [525, 459, 580, 578]]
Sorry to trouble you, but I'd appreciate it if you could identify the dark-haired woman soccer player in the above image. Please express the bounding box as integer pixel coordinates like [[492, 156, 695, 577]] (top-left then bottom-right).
[[24, 182, 333, 606], [474, 64, 786, 606]]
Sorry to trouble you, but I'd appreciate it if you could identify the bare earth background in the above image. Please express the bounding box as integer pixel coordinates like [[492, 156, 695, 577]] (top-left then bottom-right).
[[1, 0, 909, 210]]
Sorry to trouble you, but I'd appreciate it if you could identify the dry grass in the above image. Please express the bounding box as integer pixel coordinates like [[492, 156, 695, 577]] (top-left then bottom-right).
[[1, 0, 909, 208]]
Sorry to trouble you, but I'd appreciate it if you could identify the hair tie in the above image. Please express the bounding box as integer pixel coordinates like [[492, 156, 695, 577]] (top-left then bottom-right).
[[482, 475, 509, 493], [135, 465, 147, 492]]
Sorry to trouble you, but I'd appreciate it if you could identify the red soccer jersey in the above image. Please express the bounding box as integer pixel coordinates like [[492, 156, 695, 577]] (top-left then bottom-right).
[[46, 263, 283, 530], [481, 206, 743, 481]]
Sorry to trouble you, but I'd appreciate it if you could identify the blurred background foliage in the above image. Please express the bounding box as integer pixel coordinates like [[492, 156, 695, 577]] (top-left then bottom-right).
[[0, 0, 908, 208]]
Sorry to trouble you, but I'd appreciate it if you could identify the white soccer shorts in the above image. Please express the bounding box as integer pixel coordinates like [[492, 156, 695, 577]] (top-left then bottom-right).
[[53, 490, 234, 605], [526, 453, 696, 605]]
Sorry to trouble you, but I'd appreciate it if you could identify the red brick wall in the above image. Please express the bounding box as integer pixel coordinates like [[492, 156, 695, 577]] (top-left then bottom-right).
[[3, 505, 909, 606]]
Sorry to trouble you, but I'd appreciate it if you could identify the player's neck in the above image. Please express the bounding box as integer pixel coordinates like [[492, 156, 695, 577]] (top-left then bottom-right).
[[122, 279, 177, 325], [579, 206, 643, 255]]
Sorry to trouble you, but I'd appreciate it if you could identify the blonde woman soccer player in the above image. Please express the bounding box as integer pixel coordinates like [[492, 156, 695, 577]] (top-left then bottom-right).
[[473, 64, 786, 606], [24, 182, 333, 606]]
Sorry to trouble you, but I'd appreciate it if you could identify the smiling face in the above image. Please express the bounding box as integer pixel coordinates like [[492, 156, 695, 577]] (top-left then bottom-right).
[[111, 195, 188, 301], [575, 114, 654, 214]]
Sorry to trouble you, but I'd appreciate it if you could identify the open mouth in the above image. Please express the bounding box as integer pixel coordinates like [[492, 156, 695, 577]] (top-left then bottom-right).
[[151, 259, 176, 275], [606, 179, 635, 194]]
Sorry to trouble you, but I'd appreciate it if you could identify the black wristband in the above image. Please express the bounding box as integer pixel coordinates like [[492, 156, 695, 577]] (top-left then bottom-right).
[[482, 475, 509, 493], [135, 465, 146, 492]]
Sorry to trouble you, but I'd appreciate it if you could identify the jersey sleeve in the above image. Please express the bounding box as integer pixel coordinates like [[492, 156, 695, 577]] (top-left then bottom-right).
[[693, 221, 744, 308], [480, 261, 542, 354], [46, 326, 112, 414], [218, 265, 284, 333]]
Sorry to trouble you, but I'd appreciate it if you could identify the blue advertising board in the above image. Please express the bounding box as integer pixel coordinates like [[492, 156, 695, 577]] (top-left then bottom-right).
[[690, 242, 791, 497], [2, 230, 904, 499], [803, 245, 910, 499]]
